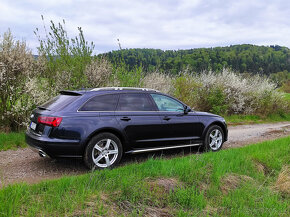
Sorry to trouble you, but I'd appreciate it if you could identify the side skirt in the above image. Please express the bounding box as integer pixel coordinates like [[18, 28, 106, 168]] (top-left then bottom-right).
[[125, 143, 202, 154]]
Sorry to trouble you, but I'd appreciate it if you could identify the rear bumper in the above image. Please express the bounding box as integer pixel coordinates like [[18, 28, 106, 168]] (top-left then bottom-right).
[[25, 130, 82, 158]]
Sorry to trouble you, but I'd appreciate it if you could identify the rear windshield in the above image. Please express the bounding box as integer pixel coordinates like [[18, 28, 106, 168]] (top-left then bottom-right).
[[40, 94, 79, 111]]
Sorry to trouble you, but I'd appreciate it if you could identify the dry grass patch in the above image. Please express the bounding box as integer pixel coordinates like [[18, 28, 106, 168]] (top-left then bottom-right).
[[146, 178, 182, 208], [220, 173, 254, 194], [274, 165, 290, 195], [202, 205, 224, 216], [72, 190, 175, 217], [199, 182, 210, 193], [254, 161, 272, 175], [148, 178, 182, 194], [70, 193, 125, 217], [118, 199, 174, 217], [143, 206, 174, 217]]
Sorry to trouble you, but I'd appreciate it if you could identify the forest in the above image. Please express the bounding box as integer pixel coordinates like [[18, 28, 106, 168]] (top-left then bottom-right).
[[103, 45, 290, 75]]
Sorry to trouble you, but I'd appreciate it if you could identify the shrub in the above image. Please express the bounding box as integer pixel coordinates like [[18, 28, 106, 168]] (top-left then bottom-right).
[[142, 72, 173, 94], [173, 69, 288, 116], [34, 16, 95, 91], [173, 74, 201, 107], [0, 30, 38, 130], [110, 63, 144, 87], [85, 58, 112, 88], [207, 88, 228, 115], [281, 80, 290, 93]]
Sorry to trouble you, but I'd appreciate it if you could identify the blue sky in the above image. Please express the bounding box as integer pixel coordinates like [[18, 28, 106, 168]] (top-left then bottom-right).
[[0, 0, 289, 54]]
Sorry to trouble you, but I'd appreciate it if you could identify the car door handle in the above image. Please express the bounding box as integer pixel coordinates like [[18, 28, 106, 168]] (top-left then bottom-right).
[[120, 117, 131, 121], [163, 116, 171, 121]]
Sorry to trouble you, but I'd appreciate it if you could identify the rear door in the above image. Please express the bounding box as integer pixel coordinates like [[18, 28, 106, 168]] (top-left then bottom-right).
[[149, 94, 204, 144], [115, 93, 166, 148], [78, 94, 120, 136]]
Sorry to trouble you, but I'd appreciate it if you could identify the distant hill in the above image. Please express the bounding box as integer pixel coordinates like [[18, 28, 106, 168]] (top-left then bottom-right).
[[102, 44, 290, 75]]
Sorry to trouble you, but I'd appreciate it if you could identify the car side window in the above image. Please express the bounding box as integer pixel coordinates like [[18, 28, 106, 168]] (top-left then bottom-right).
[[117, 93, 154, 111], [151, 94, 184, 112], [79, 94, 118, 111]]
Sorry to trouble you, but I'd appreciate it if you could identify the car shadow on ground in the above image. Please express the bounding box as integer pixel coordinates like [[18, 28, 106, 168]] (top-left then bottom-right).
[[52, 146, 204, 172]]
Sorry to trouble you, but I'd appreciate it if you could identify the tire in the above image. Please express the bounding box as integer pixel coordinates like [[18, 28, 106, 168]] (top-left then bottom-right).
[[84, 132, 123, 170], [203, 125, 224, 152]]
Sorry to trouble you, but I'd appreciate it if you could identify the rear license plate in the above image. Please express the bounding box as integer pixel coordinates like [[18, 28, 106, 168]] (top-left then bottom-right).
[[30, 122, 37, 130]]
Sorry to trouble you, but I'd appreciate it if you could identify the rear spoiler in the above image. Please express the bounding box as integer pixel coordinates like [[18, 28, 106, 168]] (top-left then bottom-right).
[[59, 90, 82, 96]]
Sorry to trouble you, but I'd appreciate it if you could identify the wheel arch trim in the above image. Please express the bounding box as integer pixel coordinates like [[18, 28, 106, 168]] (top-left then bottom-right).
[[81, 127, 127, 154], [202, 121, 228, 141]]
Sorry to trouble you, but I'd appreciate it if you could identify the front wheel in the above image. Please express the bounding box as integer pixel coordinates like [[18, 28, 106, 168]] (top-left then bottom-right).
[[203, 125, 224, 152], [84, 133, 123, 170]]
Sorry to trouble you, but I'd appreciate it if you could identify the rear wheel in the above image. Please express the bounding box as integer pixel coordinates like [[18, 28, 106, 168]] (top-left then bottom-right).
[[84, 133, 123, 170], [203, 125, 224, 152]]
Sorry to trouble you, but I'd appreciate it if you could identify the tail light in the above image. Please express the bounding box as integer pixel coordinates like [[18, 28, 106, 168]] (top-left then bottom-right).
[[38, 116, 63, 127]]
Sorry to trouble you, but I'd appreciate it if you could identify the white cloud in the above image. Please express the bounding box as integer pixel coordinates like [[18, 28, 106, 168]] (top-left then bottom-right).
[[0, 0, 289, 54]]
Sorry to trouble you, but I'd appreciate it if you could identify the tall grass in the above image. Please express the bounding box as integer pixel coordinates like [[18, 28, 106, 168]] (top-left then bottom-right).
[[0, 132, 26, 151], [0, 137, 289, 216], [225, 113, 290, 125], [285, 93, 290, 101]]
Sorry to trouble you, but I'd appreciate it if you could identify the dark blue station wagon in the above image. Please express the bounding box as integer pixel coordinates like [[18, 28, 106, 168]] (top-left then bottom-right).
[[26, 87, 228, 169]]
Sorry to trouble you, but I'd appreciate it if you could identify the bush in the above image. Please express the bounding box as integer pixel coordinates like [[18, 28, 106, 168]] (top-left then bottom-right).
[[0, 21, 113, 131], [110, 63, 144, 87], [281, 80, 290, 93], [142, 72, 173, 94], [173, 69, 289, 116], [34, 17, 95, 91], [207, 88, 228, 115], [0, 30, 39, 130], [84, 58, 112, 88], [173, 74, 201, 107]]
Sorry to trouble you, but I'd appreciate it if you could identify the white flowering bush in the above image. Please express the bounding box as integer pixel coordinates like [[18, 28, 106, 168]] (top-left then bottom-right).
[[85, 58, 112, 88], [0, 28, 114, 131], [173, 69, 288, 116], [0, 30, 39, 130], [142, 72, 173, 94]]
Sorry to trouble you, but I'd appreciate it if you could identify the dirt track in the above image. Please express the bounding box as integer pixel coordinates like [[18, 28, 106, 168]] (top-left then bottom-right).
[[0, 122, 289, 187]]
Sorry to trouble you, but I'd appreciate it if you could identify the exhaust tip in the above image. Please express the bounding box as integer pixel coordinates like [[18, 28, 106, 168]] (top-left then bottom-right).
[[39, 150, 47, 158]]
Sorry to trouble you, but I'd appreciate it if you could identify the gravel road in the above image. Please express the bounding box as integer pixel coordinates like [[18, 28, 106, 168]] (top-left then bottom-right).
[[0, 122, 289, 187]]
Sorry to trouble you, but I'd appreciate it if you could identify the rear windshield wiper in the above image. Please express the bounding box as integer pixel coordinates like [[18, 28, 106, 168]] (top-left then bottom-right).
[[37, 106, 51, 111]]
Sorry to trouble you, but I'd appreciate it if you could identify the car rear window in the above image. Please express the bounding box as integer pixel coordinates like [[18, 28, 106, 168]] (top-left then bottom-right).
[[79, 94, 119, 111], [40, 94, 80, 111]]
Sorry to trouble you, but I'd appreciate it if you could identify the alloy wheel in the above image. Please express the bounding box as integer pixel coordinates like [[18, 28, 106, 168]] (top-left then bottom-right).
[[92, 139, 119, 168], [209, 129, 223, 151]]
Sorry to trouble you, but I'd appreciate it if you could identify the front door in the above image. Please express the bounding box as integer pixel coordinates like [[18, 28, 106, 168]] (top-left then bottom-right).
[[150, 94, 204, 145], [115, 93, 168, 148]]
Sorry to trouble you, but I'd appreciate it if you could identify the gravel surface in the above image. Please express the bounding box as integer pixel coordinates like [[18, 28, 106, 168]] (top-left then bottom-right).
[[0, 122, 289, 187]]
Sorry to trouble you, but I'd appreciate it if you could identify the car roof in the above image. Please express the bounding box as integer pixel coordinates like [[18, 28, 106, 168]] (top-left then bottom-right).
[[61, 87, 160, 95], [90, 87, 159, 92]]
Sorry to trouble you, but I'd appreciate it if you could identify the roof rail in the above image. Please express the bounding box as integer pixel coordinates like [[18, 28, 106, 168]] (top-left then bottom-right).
[[90, 87, 159, 92]]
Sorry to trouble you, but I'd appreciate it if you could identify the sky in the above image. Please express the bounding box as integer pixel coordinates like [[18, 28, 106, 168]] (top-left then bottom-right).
[[0, 0, 290, 54]]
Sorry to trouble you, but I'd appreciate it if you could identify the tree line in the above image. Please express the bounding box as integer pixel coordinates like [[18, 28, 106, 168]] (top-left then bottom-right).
[[102, 44, 290, 75]]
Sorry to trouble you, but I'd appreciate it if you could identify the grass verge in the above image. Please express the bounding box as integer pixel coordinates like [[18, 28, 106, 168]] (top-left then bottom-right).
[[285, 93, 290, 101], [225, 113, 290, 125], [0, 132, 26, 151], [0, 136, 289, 216]]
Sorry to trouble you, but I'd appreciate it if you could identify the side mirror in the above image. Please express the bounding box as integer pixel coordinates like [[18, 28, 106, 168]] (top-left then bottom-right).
[[184, 106, 191, 114]]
